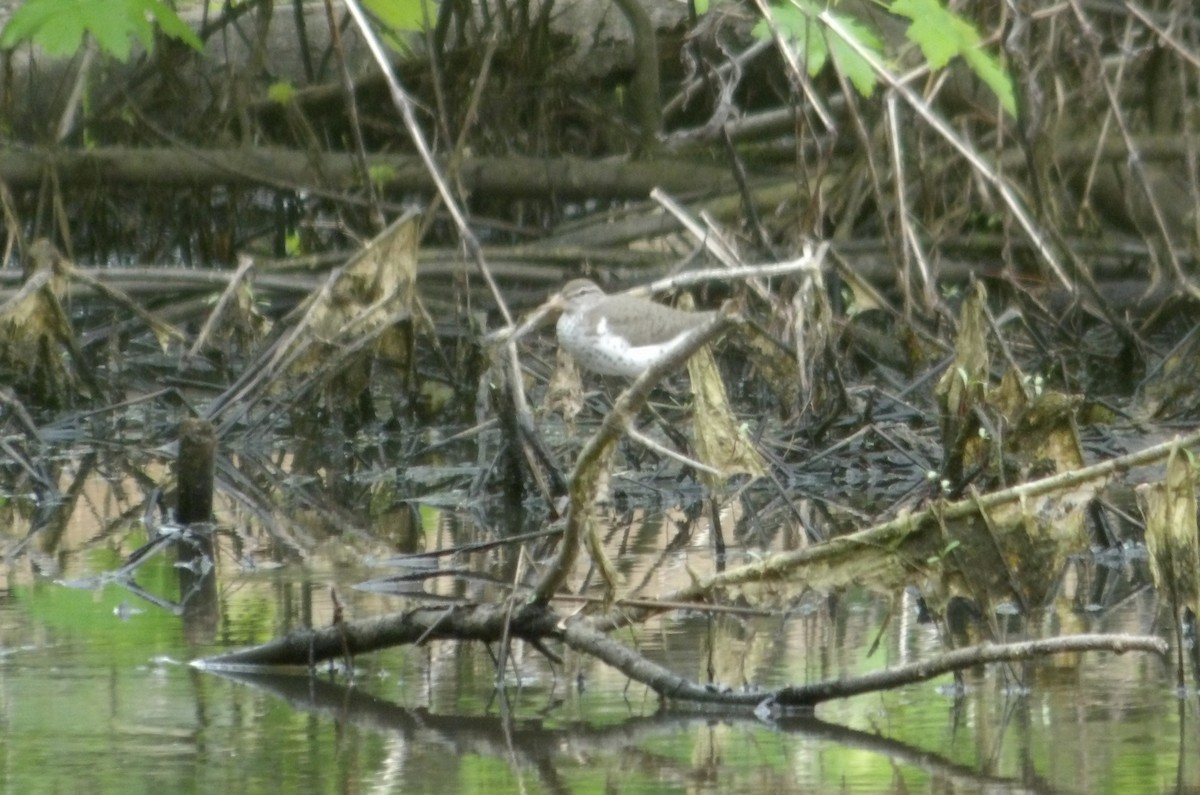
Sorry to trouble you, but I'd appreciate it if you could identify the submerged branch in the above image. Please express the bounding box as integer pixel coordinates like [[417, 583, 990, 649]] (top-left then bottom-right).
[[192, 426, 1188, 709], [592, 427, 1200, 631], [565, 626, 1166, 710], [195, 600, 1166, 712], [765, 633, 1167, 709], [196, 602, 562, 668]]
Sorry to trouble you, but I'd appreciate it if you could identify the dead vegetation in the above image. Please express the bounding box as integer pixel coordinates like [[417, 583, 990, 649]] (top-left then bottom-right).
[[1, 0, 1199, 712]]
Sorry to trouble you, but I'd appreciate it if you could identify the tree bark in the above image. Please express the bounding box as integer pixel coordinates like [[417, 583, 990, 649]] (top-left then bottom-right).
[[0, 146, 736, 198]]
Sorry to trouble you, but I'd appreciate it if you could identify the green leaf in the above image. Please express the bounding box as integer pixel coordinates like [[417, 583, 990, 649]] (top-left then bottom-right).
[[362, 0, 433, 51], [363, 0, 433, 31], [961, 46, 1016, 117], [889, 0, 1015, 115], [89, 3, 154, 61], [0, 0, 89, 54], [268, 81, 297, 105], [825, 13, 882, 97], [140, 0, 203, 52], [367, 163, 397, 189], [894, 0, 959, 68], [753, 1, 882, 97], [753, 0, 1014, 112], [0, 0, 202, 61], [754, 2, 828, 75]]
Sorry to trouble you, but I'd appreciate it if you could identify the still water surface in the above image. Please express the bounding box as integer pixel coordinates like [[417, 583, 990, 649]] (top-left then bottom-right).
[[0, 460, 1195, 794]]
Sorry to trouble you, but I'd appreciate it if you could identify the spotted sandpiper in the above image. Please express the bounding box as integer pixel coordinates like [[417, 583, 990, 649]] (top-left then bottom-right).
[[555, 279, 717, 377]]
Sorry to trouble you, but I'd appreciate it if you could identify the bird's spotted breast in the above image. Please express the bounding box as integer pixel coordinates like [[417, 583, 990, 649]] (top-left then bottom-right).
[[555, 281, 716, 377]]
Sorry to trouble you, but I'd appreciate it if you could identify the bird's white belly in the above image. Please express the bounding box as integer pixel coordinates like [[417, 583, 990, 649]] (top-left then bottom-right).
[[556, 314, 679, 377]]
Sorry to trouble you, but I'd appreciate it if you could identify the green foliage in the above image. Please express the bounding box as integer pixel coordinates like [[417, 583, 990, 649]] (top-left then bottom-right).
[[367, 163, 397, 190], [0, 0, 202, 62], [753, 0, 1015, 116], [753, 0, 882, 97], [363, 0, 433, 52], [890, 0, 1015, 115], [267, 81, 297, 105], [363, 0, 430, 32], [285, 229, 303, 257], [926, 539, 961, 565]]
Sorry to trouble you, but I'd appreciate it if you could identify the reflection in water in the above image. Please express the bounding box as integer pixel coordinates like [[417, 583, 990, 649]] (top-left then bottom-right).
[[0, 452, 1194, 793]]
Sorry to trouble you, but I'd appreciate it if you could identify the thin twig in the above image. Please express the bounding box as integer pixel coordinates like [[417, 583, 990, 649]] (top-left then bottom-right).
[[531, 309, 740, 603], [592, 429, 1200, 631], [625, 424, 722, 477], [751, 0, 836, 132], [817, 11, 1073, 293], [487, 249, 826, 346], [188, 253, 257, 357]]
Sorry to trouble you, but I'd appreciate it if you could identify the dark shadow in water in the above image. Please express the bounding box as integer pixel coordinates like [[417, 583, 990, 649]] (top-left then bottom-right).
[[773, 715, 1061, 794], [208, 668, 1061, 793]]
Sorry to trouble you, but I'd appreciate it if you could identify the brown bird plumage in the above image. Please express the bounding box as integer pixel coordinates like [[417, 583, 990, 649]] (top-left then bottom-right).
[[555, 279, 714, 377]]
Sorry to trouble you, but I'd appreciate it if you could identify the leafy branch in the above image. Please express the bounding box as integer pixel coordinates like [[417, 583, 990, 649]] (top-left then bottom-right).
[[754, 0, 1015, 115], [0, 0, 202, 62]]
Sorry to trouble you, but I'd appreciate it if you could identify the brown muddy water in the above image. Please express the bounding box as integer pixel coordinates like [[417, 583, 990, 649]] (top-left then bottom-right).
[[0, 437, 1194, 795]]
